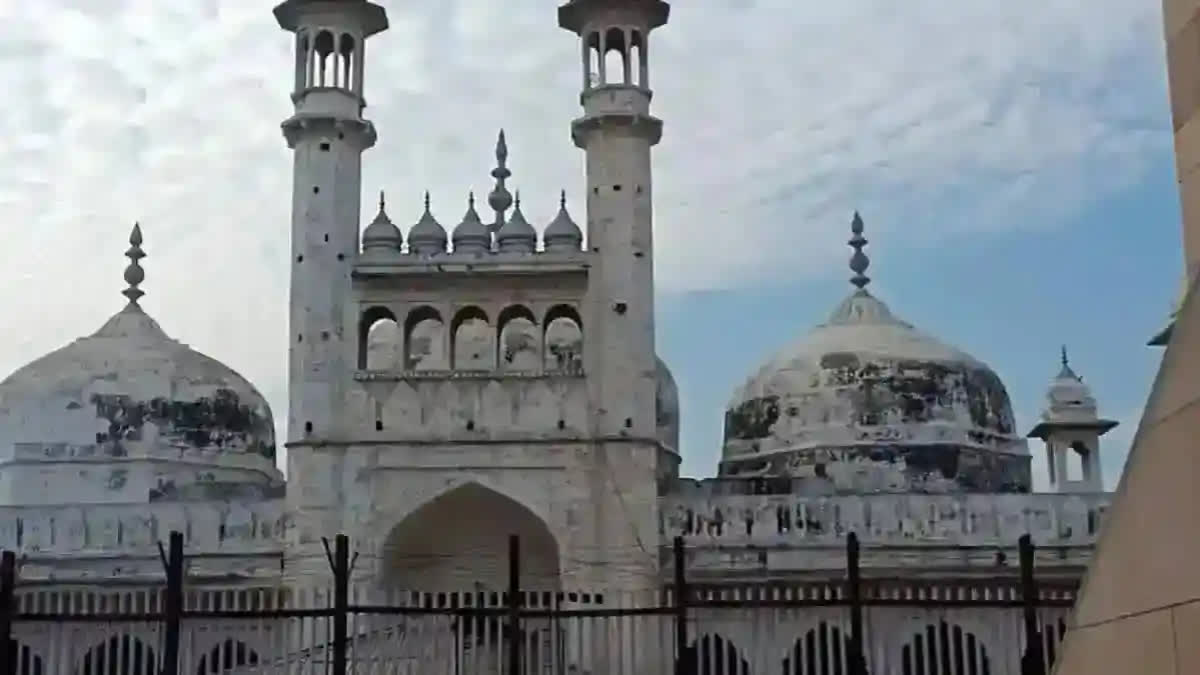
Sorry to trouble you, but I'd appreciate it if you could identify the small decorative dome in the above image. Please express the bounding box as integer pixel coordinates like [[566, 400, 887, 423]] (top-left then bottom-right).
[[362, 191, 402, 252], [543, 191, 583, 252], [408, 192, 447, 255], [721, 213, 1028, 494], [451, 192, 491, 255], [1027, 347, 1118, 439], [496, 192, 537, 253], [0, 226, 279, 506]]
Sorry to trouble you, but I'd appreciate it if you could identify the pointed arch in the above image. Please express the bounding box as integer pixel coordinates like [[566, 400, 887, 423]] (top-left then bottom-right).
[[543, 304, 583, 372], [782, 621, 854, 675], [358, 305, 399, 369], [379, 481, 560, 592], [900, 620, 990, 675], [75, 634, 157, 675], [450, 305, 493, 370], [677, 634, 750, 675], [498, 304, 539, 370], [404, 305, 446, 370]]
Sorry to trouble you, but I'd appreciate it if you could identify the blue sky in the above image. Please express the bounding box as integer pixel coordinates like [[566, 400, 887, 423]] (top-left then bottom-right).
[[0, 0, 1180, 492], [661, 145, 1181, 487]]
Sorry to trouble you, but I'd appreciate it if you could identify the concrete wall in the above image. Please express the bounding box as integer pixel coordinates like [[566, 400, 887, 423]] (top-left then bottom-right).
[[1167, 0, 1200, 279]]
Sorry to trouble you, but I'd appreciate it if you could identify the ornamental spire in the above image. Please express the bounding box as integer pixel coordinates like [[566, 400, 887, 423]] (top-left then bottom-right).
[[487, 129, 513, 233], [848, 211, 870, 290], [122, 223, 146, 305]]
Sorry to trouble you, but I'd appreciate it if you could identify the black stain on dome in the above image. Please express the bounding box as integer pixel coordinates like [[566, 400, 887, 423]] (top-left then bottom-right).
[[724, 395, 780, 442], [91, 389, 275, 460]]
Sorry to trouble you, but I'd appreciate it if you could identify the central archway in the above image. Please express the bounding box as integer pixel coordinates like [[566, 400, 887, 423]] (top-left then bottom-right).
[[379, 482, 561, 593]]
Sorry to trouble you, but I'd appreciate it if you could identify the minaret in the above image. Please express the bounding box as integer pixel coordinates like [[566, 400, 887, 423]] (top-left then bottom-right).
[[1027, 347, 1118, 493], [274, 0, 387, 443], [559, 0, 669, 438]]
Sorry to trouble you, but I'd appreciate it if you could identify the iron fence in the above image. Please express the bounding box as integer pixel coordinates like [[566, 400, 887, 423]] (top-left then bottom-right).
[[0, 533, 1074, 675]]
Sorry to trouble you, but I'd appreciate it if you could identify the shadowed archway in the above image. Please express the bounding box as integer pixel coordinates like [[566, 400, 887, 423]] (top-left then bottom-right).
[[379, 482, 561, 592]]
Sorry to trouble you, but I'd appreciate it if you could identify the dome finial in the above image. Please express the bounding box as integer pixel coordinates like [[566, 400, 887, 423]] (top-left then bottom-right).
[[1058, 344, 1079, 380], [379, 190, 386, 212], [424, 190, 431, 212], [122, 223, 147, 305], [487, 129, 513, 233], [848, 211, 870, 290]]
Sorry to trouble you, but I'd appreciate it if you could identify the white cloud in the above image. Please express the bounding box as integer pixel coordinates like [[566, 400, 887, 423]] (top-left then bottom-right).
[[0, 0, 1168, 467]]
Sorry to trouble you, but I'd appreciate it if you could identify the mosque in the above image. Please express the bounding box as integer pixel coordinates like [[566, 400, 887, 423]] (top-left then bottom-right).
[[0, 0, 1122, 673]]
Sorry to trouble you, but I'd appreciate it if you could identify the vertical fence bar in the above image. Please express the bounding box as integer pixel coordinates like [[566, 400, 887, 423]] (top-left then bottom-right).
[[673, 536, 690, 675], [507, 534, 521, 675], [332, 534, 350, 675], [846, 532, 868, 675], [160, 530, 184, 675], [1019, 534, 1044, 675], [0, 550, 15, 675]]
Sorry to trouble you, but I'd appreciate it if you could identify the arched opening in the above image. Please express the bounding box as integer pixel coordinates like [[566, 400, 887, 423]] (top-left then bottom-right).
[[782, 622, 854, 675], [194, 639, 259, 674], [677, 634, 750, 675], [1067, 441, 1090, 482], [450, 306, 493, 370], [543, 305, 583, 372], [498, 305, 539, 371], [404, 306, 447, 370], [629, 30, 645, 87], [585, 32, 602, 87], [75, 634, 157, 675], [900, 621, 990, 675], [379, 482, 560, 593], [603, 28, 628, 85], [338, 33, 356, 90], [358, 305, 399, 370], [313, 30, 335, 87], [7, 639, 43, 675]]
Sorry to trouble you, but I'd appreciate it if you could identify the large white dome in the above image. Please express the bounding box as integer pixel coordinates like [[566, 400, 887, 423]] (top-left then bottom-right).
[[0, 227, 280, 505], [721, 217, 1028, 494]]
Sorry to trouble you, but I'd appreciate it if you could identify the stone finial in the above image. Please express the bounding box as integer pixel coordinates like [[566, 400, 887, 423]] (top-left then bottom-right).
[[1058, 344, 1079, 380], [487, 129, 513, 233], [848, 211, 870, 290], [123, 223, 147, 305]]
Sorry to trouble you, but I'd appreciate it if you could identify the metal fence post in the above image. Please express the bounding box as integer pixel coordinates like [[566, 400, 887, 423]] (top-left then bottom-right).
[[846, 532, 868, 675], [330, 534, 350, 675], [159, 531, 184, 675], [0, 550, 16, 675], [673, 536, 690, 675], [1019, 534, 1044, 675], [507, 534, 521, 675]]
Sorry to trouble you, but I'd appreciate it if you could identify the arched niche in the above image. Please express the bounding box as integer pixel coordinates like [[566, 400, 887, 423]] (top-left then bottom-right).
[[781, 622, 855, 675], [358, 305, 399, 370], [543, 304, 583, 372], [7, 638, 43, 675], [379, 482, 560, 593], [405, 305, 447, 370], [677, 634, 750, 675], [75, 634, 157, 675], [194, 639, 259, 674], [900, 620, 990, 675], [451, 306, 493, 370], [498, 305, 539, 371]]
